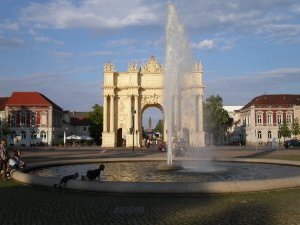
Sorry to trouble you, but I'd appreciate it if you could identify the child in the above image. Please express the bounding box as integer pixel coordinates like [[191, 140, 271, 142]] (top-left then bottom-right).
[[81, 164, 105, 181], [9, 150, 26, 170]]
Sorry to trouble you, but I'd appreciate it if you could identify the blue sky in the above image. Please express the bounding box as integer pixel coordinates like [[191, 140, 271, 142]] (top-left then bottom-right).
[[1, 0, 300, 127]]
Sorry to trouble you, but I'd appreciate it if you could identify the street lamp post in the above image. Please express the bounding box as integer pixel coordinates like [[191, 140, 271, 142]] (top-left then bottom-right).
[[132, 109, 136, 152], [64, 127, 68, 147]]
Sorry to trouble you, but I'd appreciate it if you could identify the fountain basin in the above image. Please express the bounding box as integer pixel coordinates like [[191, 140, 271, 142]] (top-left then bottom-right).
[[11, 158, 300, 194]]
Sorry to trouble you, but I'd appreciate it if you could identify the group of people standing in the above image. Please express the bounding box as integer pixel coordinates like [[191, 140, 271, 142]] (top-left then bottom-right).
[[0, 139, 26, 180]]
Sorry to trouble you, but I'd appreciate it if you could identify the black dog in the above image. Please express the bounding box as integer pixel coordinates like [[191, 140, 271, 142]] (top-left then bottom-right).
[[83, 164, 105, 181], [54, 172, 79, 189]]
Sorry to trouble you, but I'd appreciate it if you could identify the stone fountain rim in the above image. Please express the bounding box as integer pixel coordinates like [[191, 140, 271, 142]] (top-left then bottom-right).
[[11, 157, 300, 194]]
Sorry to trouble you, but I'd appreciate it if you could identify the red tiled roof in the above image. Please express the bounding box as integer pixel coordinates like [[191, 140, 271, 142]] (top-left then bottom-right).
[[242, 94, 300, 110], [0, 97, 9, 110], [70, 117, 91, 126], [6, 92, 62, 110], [69, 112, 91, 126]]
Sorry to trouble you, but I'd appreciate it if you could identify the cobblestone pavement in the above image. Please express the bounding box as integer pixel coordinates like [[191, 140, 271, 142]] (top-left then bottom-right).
[[0, 147, 300, 225]]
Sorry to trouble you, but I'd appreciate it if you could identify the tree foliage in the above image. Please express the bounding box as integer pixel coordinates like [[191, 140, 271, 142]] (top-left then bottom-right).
[[153, 119, 164, 134], [87, 104, 103, 144], [278, 122, 291, 140], [291, 118, 300, 136], [203, 95, 233, 144], [0, 117, 11, 141]]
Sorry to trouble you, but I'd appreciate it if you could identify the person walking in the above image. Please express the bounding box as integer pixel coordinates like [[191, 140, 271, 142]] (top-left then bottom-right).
[[0, 139, 10, 180]]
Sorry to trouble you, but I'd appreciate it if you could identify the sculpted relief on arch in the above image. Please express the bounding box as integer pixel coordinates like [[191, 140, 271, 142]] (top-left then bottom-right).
[[141, 93, 163, 110]]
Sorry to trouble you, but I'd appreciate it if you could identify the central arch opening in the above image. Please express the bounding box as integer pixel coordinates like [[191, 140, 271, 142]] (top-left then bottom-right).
[[141, 104, 164, 148]]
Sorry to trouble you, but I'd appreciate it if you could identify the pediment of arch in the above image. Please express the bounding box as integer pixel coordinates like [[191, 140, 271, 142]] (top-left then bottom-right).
[[141, 56, 164, 74]]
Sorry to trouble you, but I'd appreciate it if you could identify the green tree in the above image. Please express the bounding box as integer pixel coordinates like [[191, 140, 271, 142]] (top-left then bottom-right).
[[87, 104, 103, 145], [291, 118, 300, 137], [153, 119, 164, 134], [278, 122, 291, 141], [1, 117, 11, 141], [203, 95, 233, 145]]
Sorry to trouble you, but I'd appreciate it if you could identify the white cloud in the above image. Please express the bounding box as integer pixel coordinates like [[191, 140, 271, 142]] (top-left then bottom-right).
[[84, 51, 115, 57], [175, 0, 300, 44], [15, 0, 300, 45], [205, 67, 300, 105], [34, 35, 64, 45], [20, 0, 163, 30], [106, 38, 137, 47], [50, 50, 72, 58], [0, 21, 19, 31], [0, 71, 101, 111], [0, 36, 24, 47], [192, 39, 216, 50]]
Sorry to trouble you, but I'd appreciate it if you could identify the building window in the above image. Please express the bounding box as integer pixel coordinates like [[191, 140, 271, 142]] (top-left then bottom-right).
[[268, 131, 272, 139], [256, 114, 262, 125], [31, 113, 36, 126], [31, 131, 37, 139], [10, 114, 16, 126], [40, 131, 47, 140], [242, 118, 245, 126], [286, 114, 292, 124], [277, 114, 282, 125], [41, 114, 47, 126], [258, 131, 262, 139], [21, 131, 26, 140], [21, 113, 26, 126], [267, 114, 272, 125], [11, 131, 15, 140]]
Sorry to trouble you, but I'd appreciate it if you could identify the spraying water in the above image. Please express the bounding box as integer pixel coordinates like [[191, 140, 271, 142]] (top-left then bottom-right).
[[164, 3, 204, 165]]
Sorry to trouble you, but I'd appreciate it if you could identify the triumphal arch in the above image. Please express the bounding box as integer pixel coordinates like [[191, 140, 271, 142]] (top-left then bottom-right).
[[101, 56, 205, 147]]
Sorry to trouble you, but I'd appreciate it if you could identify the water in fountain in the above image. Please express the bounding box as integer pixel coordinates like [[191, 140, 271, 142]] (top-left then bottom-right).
[[164, 2, 199, 166]]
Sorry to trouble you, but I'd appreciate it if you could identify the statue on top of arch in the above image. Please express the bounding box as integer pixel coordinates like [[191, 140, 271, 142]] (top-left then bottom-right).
[[141, 56, 164, 73], [194, 61, 203, 73], [104, 61, 116, 72], [128, 62, 139, 73]]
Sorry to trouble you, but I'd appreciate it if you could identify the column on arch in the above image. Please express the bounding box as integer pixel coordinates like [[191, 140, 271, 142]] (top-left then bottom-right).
[[103, 95, 108, 132], [127, 95, 132, 133], [134, 95, 139, 133], [198, 94, 204, 132], [109, 94, 115, 133], [134, 95, 139, 146]]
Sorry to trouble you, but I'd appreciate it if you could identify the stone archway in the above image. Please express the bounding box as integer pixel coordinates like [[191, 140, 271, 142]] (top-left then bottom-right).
[[141, 103, 165, 146], [101, 56, 204, 147]]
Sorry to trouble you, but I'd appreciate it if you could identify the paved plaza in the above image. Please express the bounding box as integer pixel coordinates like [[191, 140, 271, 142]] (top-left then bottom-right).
[[1, 147, 300, 225]]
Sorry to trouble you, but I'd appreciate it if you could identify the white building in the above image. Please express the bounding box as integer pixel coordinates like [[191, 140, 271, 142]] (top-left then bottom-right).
[[237, 94, 300, 146], [4, 92, 63, 146]]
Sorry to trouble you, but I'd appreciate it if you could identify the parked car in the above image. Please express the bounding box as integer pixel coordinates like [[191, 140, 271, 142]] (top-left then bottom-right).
[[284, 139, 300, 149]]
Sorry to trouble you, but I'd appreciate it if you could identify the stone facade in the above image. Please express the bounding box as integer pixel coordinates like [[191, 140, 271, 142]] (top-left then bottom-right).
[[3, 92, 63, 146], [102, 56, 205, 147], [236, 94, 300, 146]]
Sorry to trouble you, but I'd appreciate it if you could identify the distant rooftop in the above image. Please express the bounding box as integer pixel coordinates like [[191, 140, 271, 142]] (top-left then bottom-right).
[[242, 94, 300, 110], [6, 92, 62, 110]]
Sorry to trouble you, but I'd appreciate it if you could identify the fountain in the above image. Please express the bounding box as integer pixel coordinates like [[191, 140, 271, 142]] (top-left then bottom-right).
[[163, 2, 202, 169]]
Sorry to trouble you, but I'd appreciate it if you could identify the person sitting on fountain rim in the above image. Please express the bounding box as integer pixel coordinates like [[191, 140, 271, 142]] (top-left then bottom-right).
[[54, 172, 79, 189]]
